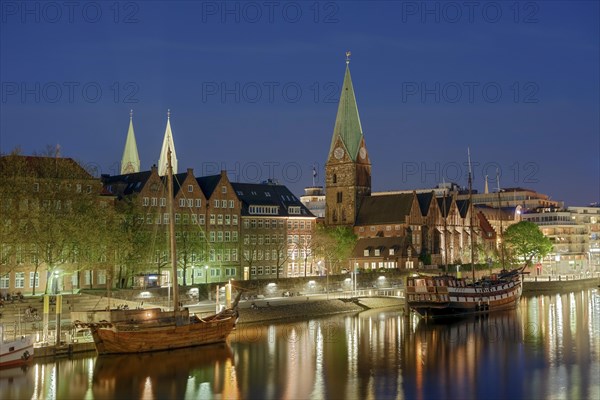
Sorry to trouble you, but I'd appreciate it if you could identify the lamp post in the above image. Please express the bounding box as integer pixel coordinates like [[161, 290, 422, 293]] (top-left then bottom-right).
[[54, 270, 59, 294], [205, 265, 208, 284], [191, 266, 195, 285]]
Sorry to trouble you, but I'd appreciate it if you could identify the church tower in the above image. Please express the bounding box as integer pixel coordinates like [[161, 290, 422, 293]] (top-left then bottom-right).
[[325, 53, 371, 226], [120, 110, 141, 174], [158, 110, 178, 176]]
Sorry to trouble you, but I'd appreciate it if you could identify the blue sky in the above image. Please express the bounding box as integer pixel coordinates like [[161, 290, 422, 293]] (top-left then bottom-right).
[[1, 1, 598, 206]]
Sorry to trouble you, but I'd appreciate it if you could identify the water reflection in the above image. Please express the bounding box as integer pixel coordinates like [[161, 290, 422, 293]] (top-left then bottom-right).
[[402, 311, 525, 400], [1, 289, 598, 399], [92, 344, 236, 400]]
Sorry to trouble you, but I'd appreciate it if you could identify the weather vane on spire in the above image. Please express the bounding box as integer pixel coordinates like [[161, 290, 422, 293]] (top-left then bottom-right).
[[167, 109, 171, 119], [346, 51, 351, 65], [130, 109, 133, 119]]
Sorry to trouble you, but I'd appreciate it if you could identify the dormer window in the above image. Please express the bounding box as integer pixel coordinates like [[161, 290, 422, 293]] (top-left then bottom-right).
[[288, 206, 301, 215]]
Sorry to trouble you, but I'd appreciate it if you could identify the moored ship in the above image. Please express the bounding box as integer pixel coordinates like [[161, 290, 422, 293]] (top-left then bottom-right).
[[406, 267, 524, 319], [73, 148, 240, 355]]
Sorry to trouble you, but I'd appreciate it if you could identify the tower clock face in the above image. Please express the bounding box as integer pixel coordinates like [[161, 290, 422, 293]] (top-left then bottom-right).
[[359, 147, 366, 160], [334, 147, 344, 160]]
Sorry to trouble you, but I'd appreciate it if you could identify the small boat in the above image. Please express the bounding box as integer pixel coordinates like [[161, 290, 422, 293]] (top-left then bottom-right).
[[406, 267, 524, 319], [0, 324, 34, 368], [72, 148, 240, 355]]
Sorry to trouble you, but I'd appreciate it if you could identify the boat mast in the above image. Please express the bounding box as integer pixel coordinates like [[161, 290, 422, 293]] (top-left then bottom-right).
[[442, 183, 448, 274], [496, 169, 506, 269], [468, 148, 475, 282], [167, 148, 179, 311]]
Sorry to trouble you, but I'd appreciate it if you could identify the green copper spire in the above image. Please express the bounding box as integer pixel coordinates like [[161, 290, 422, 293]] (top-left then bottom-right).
[[329, 54, 364, 161], [120, 109, 141, 174]]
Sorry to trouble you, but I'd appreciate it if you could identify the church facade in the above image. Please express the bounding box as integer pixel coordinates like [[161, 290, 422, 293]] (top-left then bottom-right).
[[324, 58, 498, 271]]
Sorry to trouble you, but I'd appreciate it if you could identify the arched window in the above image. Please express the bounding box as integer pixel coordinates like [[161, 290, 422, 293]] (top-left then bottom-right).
[[332, 174, 337, 184]]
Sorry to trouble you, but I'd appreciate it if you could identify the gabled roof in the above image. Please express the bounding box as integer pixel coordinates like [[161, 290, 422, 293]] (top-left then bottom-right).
[[436, 196, 452, 217], [173, 172, 192, 196], [416, 192, 434, 216], [231, 182, 314, 217], [102, 170, 154, 196], [477, 212, 496, 239], [351, 236, 415, 258], [329, 64, 364, 161], [196, 174, 221, 198], [355, 193, 414, 225], [456, 199, 471, 218], [0, 155, 95, 180]]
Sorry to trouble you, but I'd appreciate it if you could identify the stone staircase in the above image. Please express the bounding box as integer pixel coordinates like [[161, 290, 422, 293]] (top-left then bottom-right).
[[0, 293, 162, 338]]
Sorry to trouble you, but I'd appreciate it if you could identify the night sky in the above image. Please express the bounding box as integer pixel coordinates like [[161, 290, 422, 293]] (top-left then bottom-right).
[[1, 1, 598, 206]]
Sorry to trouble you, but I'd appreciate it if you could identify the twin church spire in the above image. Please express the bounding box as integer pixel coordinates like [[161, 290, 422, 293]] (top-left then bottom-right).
[[119, 110, 178, 176]]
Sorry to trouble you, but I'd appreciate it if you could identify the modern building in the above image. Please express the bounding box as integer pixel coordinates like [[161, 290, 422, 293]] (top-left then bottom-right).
[[567, 206, 600, 272], [521, 207, 589, 273], [300, 186, 325, 220]]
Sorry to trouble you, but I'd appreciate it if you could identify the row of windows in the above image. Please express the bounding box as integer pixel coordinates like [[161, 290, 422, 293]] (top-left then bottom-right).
[[244, 249, 285, 261], [0, 272, 38, 289], [359, 225, 402, 233], [0, 271, 106, 288], [209, 214, 239, 226], [32, 182, 92, 193], [363, 248, 397, 257], [208, 248, 239, 262], [249, 205, 279, 215], [287, 235, 312, 245], [287, 248, 312, 258], [184, 267, 236, 278], [287, 220, 312, 230], [144, 213, 239, 226], [244, 234, 285, 245], [243, 219, 286, 229], [143, 197, 204, 208], [214, 199, 235, 209], [209, 231, 239, 243], [250, 266, 283, 275]]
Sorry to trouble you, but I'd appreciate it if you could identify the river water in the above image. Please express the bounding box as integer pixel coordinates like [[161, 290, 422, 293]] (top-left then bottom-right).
[[1, 288, 599, 400]]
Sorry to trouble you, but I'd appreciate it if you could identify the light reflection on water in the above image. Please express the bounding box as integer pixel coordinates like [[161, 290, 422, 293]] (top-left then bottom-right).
[[1, 289, 598, 400]]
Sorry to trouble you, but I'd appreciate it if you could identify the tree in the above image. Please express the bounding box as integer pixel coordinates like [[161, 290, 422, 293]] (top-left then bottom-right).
[[504, 221, 552, 267], [1, 152, 107, 294], [313, 225, 356, 274]]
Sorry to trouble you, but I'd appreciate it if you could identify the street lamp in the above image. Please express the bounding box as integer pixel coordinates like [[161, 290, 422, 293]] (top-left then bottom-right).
[[191, 266, 195, 285], [205, 265, 208, 284]]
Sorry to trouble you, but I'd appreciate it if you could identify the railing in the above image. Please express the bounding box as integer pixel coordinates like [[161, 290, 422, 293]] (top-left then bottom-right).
[[337, 288, 405, 299], [523, 272, 600, 282]]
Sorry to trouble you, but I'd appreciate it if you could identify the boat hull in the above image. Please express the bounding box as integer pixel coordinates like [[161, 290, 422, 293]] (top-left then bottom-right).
[[0, 336, 34, 368], [407, 269, 523, 319], [89, 315, 237, 355]]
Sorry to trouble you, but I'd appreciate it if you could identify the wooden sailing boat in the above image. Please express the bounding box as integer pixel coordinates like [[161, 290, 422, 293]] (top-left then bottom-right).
[[73, 148, 240, 354], [406, 150, 524, 319]]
